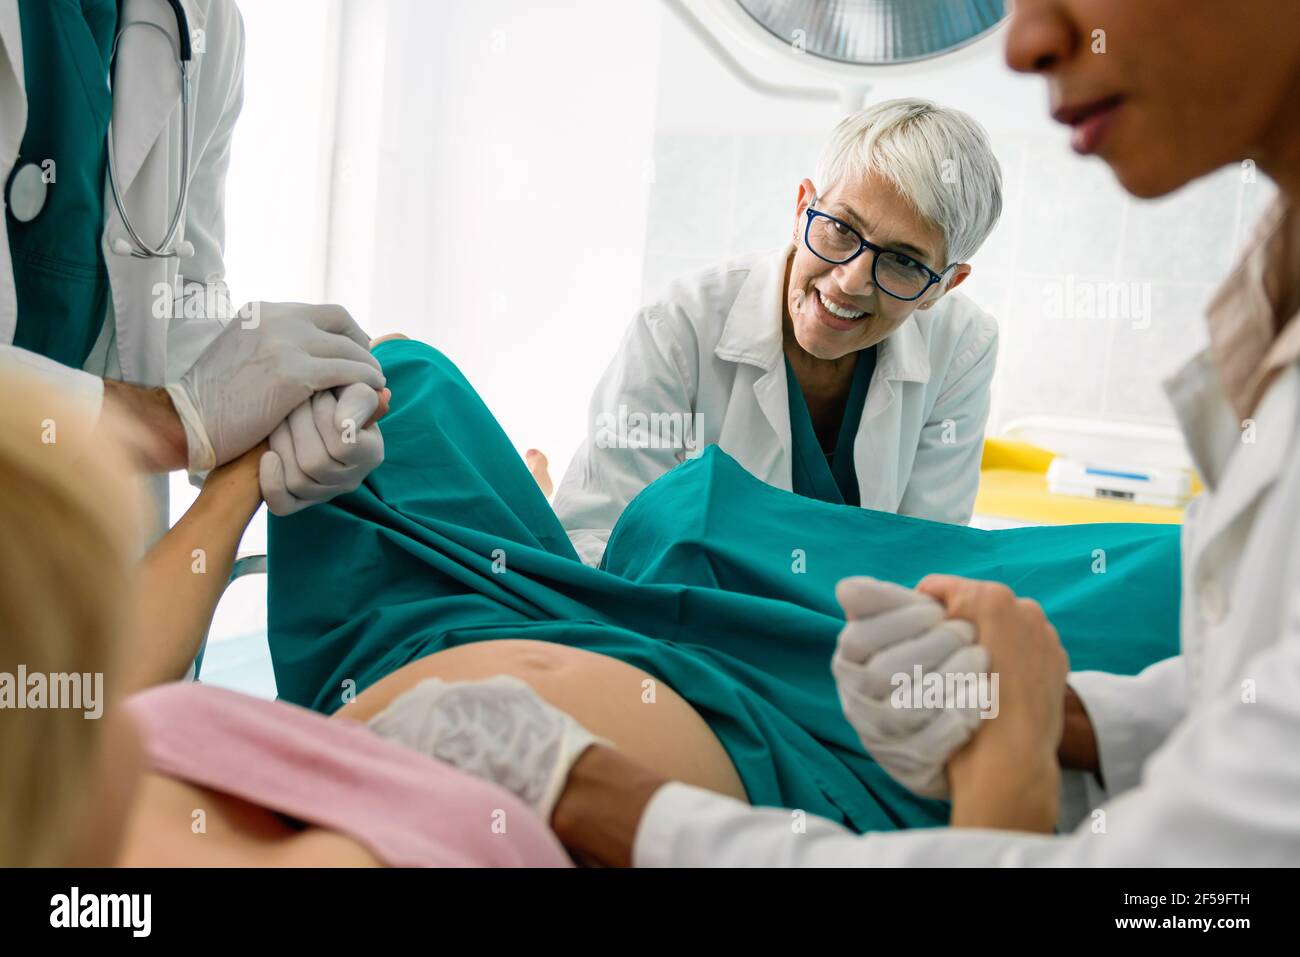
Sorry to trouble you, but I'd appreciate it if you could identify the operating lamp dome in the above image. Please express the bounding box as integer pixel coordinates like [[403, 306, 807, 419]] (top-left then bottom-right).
[[736, 0, 1007, 66]]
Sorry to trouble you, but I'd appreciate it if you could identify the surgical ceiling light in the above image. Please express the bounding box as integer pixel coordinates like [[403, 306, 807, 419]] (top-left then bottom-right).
[[664, 0, 1008, 110]]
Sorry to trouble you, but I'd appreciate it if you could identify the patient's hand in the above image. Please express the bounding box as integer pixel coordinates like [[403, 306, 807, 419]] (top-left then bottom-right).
[[202, 375, 391, 506], [370, 387, 392, 423], [918, 576, 1068, 755], [917, 575, 1068, 832], [832, 577, 988, 799]]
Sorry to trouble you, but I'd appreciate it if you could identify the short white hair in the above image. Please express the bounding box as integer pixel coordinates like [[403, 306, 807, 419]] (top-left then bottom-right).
[[815, 97, 1002, 266]]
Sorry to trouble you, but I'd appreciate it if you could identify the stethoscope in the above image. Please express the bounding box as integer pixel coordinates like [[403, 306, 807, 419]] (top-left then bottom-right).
[[4, 0, 195, 260]]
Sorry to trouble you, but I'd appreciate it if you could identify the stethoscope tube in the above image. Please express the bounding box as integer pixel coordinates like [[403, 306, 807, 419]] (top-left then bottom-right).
[[106, 3, 194, 260]]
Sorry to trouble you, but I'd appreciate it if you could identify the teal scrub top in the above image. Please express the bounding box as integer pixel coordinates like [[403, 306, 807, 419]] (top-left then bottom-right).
[[784, 346, 877, 506], [6, 0, 118, 369]]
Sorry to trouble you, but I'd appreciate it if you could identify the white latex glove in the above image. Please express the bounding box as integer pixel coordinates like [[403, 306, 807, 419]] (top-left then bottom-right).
[[165, 303, 385, 471], [259, 383, 385, 515], [366, 675, 609, 820], [831, 576, 990, 799]]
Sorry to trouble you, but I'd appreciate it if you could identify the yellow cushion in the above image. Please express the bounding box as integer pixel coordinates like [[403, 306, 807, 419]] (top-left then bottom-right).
[[977, 438, 1192, 525]]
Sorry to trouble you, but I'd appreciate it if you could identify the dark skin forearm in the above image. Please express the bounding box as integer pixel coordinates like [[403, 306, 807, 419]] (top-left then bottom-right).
[[1058, 686, 1101, 777], [550, 746, 668, 868], [550, 690, 1100, 859], [552, 703, 1095, 860], [554, 734, 1071, 863]]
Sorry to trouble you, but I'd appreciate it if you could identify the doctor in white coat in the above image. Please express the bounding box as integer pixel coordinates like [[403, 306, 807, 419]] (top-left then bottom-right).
[[0, 0, 385, 536], [367, 0, 1300, 867], [554, 99, 1003, 566]]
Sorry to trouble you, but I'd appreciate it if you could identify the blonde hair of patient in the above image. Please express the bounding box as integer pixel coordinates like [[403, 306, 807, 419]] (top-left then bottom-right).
[[0, 375, 142, 866]]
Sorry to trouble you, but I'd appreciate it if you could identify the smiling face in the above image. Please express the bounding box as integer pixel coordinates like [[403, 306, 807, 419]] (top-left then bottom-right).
[[1005, 0, 1300, 198], [785, 171, 968, 362]]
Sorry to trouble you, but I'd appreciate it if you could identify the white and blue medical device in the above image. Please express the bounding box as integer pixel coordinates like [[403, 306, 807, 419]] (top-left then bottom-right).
[[1047, 456, 1193, 508]]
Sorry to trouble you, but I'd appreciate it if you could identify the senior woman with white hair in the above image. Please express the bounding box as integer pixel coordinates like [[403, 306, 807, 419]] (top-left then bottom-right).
[[552, 98, 1004, 565]]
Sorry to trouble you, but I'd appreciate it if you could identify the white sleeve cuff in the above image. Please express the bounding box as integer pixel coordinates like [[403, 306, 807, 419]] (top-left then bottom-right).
[[1057, 768, 1108, 831], [633, 781, 1068, 867], [163, 382, 215, 472], [633, 782, 746, 867], [1067, 657, 1187, 798]]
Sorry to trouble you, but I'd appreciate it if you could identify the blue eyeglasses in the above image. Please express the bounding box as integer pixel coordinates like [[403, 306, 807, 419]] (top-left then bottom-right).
[[803, 207, 951, 302]]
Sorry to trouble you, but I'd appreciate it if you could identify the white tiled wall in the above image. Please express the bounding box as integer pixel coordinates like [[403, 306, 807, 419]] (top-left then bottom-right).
[[641, 13, 1279, 438]]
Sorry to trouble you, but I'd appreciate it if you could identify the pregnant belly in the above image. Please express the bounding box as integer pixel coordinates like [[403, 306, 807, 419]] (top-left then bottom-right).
[[335, 639, 747, 802]]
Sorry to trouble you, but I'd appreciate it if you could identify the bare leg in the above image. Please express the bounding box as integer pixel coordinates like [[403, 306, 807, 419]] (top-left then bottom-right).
[[525, 449, 554, 498]]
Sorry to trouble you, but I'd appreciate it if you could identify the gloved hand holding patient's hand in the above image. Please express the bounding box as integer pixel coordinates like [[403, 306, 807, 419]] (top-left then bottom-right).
[[365, 675, 609, 821], [165, 302, 386, 471], [832, 576, 989, 799], [259, 382, 388, 515]]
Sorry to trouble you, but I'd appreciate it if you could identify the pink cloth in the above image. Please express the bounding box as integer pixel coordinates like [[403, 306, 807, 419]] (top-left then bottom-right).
[[126, 683, 571, 868]]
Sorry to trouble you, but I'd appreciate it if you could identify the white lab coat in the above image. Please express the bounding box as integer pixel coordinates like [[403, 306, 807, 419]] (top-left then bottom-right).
[[554, 246, 999, 565], [632, 348, 1300, 867], [0, 0, 244, 533]]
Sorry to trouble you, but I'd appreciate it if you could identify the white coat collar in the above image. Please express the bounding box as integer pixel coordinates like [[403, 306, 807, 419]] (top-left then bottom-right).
[[1165, 347, 1299, 553], [713, 246, 787, 371], [1163, 349, 1242, 492], [713, 243, 932, 385], [111, 0, 208, 196], [0, 2, 22, 344], [0, 2, 22, 103], [877, 311, 932, 383]]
